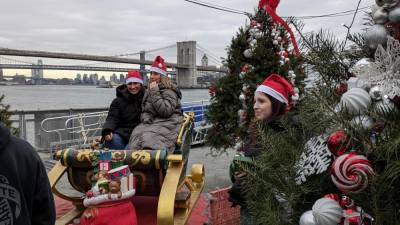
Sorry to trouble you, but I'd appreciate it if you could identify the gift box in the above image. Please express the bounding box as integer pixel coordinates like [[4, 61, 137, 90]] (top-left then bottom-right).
[[108, 165, 130, 181], [111, 160, 124, 169], [120, 173, 136, 193], [98, 161, 110, 172]]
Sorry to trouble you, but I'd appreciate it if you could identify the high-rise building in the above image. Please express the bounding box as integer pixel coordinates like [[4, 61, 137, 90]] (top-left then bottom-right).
[[90, 73, 99, 85], [83, 74, 89, 84], [31, 59, 44, 84], [0, 68, 3, 81], [201, 54, 208, 67], [119, 74, 125, 83]]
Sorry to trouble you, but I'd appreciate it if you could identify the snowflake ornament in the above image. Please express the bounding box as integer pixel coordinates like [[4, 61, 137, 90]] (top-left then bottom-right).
[[353, 36, 400, 98], [295, 135, 332, 185]]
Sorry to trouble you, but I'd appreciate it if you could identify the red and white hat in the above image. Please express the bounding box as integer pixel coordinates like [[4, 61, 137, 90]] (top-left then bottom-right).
[[255, 74, 295, 105], [149, 56, 167, 76], [126, 70, 143, 84]]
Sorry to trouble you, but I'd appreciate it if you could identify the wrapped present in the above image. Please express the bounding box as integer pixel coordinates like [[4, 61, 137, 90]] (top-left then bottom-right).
[[120, 173, 136, 193], [108, 165, 130, 181], [98, 161, 111, 171], [111, 160, 124, 169]]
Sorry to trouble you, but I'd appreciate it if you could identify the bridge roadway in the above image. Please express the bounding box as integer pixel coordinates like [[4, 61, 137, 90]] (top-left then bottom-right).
[[0, 64, 175, 73], [0, 48, 227, 73]]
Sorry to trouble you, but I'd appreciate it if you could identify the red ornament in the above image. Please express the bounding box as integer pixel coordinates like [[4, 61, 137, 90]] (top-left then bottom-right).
[[251, 20, 258, 28], [341, 209, 361, 225], [340, 195, 355, 209], [335, 83, 348, 97], [242, 64, 249, 72], [86, 190, 94, 198], [208, 87, 216, 97], [331, 153, 374, 194], [327, 130, 350, 156]]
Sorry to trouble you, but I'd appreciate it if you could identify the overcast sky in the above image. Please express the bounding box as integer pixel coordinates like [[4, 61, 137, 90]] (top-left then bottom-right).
[[0, 0, 375, 77]]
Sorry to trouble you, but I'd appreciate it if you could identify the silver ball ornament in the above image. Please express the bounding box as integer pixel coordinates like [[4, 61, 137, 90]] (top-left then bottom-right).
[[254, 31, 263, 39], [273, 40, 279, 45], [239, 93, 246, 101], [243, 49, 253, 58], [375, 99, 395, 114], [351, 115, 374, 130], [299, 210, 316, 225], [277, 36, 282, 42], [373, 7, 389, 24], [369, 86, 382, 100], [242, 84, 249, 92], [388, 7, 400, 22], [364, 24, 389, 49]]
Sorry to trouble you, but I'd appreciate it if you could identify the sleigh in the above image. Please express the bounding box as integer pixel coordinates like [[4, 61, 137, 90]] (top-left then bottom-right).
[[48, 112, 205, 225]]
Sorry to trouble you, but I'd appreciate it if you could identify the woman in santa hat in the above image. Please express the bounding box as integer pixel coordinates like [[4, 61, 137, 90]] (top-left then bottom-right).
[[128, 56, 183, 152], [101, 70, 145, 149], [229, 74, 296, 225]]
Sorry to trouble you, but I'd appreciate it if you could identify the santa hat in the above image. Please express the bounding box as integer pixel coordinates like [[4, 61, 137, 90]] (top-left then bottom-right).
[[255, 74, 295, 105], [149, 56, 167, 76], [126, 70, 143, 84]]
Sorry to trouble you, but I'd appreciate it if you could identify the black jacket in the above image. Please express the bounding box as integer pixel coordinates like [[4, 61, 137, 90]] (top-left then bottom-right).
[[102, 84, 145, 142], [0, 123, 55, 225]]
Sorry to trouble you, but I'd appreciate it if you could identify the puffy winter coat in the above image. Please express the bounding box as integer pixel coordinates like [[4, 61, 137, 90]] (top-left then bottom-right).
[[128, 83, 183, 152], [102, 84, 145, 142]]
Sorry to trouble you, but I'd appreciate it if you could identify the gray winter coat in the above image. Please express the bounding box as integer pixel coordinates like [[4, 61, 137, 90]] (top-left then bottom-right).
[[128, 83, 183, 152]]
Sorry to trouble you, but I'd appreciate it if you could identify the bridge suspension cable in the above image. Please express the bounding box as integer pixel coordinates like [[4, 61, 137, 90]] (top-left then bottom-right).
[[196, 44, 223, 65], [0, 56, 34, 65], [114, 44, 177, 57]]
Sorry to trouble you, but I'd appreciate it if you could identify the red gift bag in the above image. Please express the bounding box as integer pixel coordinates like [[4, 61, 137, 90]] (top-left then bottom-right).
[[80, 200, 137, 225]]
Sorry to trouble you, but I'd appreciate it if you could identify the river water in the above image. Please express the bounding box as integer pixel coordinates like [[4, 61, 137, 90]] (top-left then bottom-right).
[[0, 85, 209, 111]]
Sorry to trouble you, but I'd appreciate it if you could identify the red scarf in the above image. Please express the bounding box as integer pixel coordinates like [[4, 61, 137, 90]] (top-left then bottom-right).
[[258, 0, 300, 56]]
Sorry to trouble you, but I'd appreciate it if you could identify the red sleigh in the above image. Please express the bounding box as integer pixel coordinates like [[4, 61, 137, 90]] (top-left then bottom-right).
[[48, 112, 205, 225]]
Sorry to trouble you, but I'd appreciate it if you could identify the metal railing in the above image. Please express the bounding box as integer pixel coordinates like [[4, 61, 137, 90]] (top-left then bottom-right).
[[10, 100, 210, 151]]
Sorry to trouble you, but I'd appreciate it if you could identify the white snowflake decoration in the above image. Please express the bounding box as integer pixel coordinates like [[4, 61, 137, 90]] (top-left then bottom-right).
[[352, 36, 400, 98], [295, 135, 332, 185]]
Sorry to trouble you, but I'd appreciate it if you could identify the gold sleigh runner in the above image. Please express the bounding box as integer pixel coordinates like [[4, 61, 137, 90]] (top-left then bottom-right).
[[48, 112, 206, 225]]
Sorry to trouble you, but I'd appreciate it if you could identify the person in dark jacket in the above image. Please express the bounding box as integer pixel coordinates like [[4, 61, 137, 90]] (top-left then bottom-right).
[[0, 122, 55, 225], [128, 56, 183, 152], [102, 70, 145, 149], [229, 74, 295, 225]]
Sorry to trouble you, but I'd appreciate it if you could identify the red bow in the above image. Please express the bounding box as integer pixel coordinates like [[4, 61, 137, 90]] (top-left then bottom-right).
[[258, 0, 300, 56]]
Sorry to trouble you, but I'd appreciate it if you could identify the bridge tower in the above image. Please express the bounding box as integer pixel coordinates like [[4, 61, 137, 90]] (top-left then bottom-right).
[[176, 41, 197, 88]]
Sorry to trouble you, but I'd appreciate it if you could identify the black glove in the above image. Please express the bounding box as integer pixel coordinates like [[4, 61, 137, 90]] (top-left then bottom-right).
[[228, 177, 246, 207]]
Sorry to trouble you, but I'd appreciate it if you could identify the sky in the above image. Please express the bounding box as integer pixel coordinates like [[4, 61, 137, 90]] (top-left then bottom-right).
[[0, 0, 375, 79]]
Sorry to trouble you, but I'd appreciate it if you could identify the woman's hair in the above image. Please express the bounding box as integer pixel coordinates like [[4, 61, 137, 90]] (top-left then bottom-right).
[[160, 76, 173, 89], [265, 93, 286, 121], [148, 74, 173, 89]]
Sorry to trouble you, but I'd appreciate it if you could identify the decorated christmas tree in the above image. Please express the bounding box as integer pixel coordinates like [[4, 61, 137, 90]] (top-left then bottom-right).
[[206, 0, 304, 150], [244, 2, 400, 224]]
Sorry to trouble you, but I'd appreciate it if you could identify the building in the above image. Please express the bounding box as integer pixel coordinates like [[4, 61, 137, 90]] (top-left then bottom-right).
[[0, 68, 3, 81], [110, 73, 118, 83], [75, 73, 82, 84], [201, 54, 208, 67], [119, 74, 125, 83], [90, 73, 99, 85], [31, 59, 44, 85], [82, 74, 89, 84]]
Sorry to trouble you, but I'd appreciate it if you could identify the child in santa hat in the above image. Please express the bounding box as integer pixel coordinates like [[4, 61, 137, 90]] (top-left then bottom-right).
[[128, 56, 183, 152]]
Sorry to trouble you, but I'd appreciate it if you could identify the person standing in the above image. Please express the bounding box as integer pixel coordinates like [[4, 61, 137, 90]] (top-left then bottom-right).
[[102, 70, 145, 149], [128, 56, 183, 152], [0, 122, 55, 225], [229, 74, 295, 225]]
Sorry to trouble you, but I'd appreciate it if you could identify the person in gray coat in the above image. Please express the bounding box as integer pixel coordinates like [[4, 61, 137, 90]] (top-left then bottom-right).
[[128, 56, 183, 152]]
